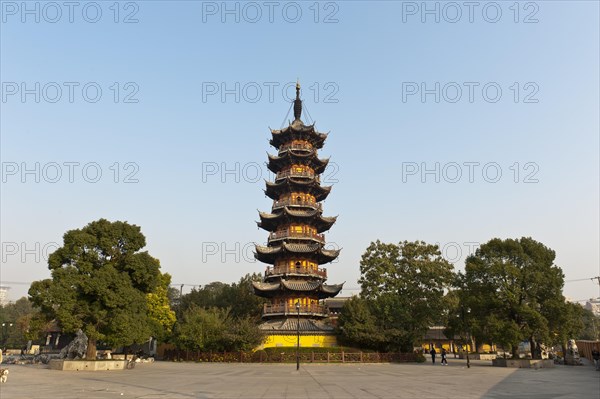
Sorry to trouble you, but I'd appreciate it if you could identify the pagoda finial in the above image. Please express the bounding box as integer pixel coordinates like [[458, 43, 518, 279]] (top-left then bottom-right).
[[293, 80, 302, 121]]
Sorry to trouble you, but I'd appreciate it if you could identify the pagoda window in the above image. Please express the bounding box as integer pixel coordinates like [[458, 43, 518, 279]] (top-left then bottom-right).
[[280, 140, 312, 152], [287, 193, 316, 204], [288, 298, 308, 307], [292, 139, 311, 149]]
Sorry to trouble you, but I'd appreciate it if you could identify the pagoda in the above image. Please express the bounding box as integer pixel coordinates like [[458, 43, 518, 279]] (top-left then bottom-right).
[[253, 82, 343, 348]]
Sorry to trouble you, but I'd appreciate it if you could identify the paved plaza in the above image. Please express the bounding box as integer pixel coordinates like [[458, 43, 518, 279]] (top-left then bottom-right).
[[1, 359, 599, 399]]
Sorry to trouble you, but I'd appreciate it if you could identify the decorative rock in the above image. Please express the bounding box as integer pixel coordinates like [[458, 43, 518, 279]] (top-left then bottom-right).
[[59, 329, 88, 360]]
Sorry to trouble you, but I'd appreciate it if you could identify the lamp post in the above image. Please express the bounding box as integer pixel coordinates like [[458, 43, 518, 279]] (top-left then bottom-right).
[[296, 301, 300, 371]]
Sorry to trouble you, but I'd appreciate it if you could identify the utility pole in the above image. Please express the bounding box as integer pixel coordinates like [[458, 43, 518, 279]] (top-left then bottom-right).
[[296, 301, 300, 371]]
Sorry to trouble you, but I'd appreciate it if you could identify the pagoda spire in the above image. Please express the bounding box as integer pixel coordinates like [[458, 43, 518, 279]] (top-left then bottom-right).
[[293, 81, 302, 121]]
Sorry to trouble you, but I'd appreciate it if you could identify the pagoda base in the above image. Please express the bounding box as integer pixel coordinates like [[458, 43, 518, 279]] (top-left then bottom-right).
[[257, 317, 338, 349], [259, 333, 337, 349]]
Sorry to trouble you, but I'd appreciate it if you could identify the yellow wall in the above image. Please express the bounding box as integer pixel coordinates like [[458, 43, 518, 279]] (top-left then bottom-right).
[[258, 334, 337, 349], [421, 342, 472, 352], [420, 342, 495, 353]]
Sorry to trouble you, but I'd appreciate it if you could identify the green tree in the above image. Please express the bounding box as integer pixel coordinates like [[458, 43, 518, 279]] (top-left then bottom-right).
[[349, 240, 454, 351], [221, 316, 264, 351], [461, 237, 567, 358], [578, 308, 600, 341], [174, 274, 265, 351], [180, 274, 264, 320], [175, 306, 262, 352], [28, 219, 175, 359], [147, 273, 177, 342], [222, 273, 265, 320], [0, 297, 40, 348], [336, 296, 385, 350]]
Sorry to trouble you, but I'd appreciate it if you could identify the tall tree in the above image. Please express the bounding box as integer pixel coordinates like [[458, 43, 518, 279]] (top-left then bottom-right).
[[461, 237, 567, 357], [146, 273, 177, 342], [336, 296, 385, 350], [180, 273, 264, 320], [174, 306, 262, 352], [28, 219, 175, 359], [350, 240, 454, 351], [0, 297, 40, 348], [577, 308, 600, 341]]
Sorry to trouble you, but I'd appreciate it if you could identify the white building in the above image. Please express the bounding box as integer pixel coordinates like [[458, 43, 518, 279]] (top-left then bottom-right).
[[0, 286, 10, 307], [584, 297, 600, 317]]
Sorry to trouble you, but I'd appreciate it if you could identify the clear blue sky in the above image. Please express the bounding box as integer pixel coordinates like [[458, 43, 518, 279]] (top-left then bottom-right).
[[1, 1, 599, 302]]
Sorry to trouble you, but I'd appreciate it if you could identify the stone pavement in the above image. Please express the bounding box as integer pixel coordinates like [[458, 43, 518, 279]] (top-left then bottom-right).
[[0, 359, 598, 399]]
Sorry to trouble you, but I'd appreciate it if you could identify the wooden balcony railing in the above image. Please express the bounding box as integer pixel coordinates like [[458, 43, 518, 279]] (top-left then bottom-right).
[[275, 169, 315, 180], [265, 266, 327, 278], [268, 230, 325, 244], [263, 303, 328, 317], [279, 143, 313, 152], [272, 199, 322, 211]]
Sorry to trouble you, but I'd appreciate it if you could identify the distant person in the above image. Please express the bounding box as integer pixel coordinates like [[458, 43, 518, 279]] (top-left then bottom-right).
[[430, 347, 437, 364], [441, 348, 448, 365], [592, 347, 600, 371]]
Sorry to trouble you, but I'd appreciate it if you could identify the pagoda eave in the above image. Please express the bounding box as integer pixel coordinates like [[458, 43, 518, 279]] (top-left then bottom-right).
[[257, 209, 337, 233], [267, 152, 329, 174], [252, 280, 344, 299], [269, 123, 328, 149], [258, 318, 334, 333], [264, 180, 332, 201], [254, 243, 340, 265]]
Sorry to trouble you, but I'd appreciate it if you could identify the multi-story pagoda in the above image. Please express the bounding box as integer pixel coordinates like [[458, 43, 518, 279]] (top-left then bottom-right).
[[253, 82, 343, 348]]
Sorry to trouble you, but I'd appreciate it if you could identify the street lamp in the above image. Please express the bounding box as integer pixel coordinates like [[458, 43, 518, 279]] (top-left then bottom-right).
[[296, 301, 300, 371], [1, 322, 13, 347]]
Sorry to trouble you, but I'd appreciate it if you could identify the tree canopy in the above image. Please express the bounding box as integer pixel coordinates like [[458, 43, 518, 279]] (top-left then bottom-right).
[[339, 240, 454, 351], [459, 237, 573, 356], [180, 273, 265, 320], [28, 219, 175, 359], [173, 274, 265, 351], [0, 297, 44, 348], [174, 306, 263, 352]]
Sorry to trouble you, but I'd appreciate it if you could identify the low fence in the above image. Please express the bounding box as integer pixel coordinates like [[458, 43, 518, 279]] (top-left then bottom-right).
[[575, 340, 600, 361], [162, 350, 419, 363]]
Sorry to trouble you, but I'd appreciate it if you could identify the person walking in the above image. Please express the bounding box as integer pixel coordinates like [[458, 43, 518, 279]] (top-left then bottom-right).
[[441, 348, 448, 365], [430, 347, 437, 364], [591, 347, 600, 371]]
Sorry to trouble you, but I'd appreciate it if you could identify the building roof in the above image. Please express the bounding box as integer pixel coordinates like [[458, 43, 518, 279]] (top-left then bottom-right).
[[258, 317, 335, 333], [257, 208, 337, 233], [252, 279, 344, 299], [324, 297, 351, 310], [267, 152, 329, 174], [254, 243, 340, 264], [264, 179, 332, 201], [269, 123, 328, 150]]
